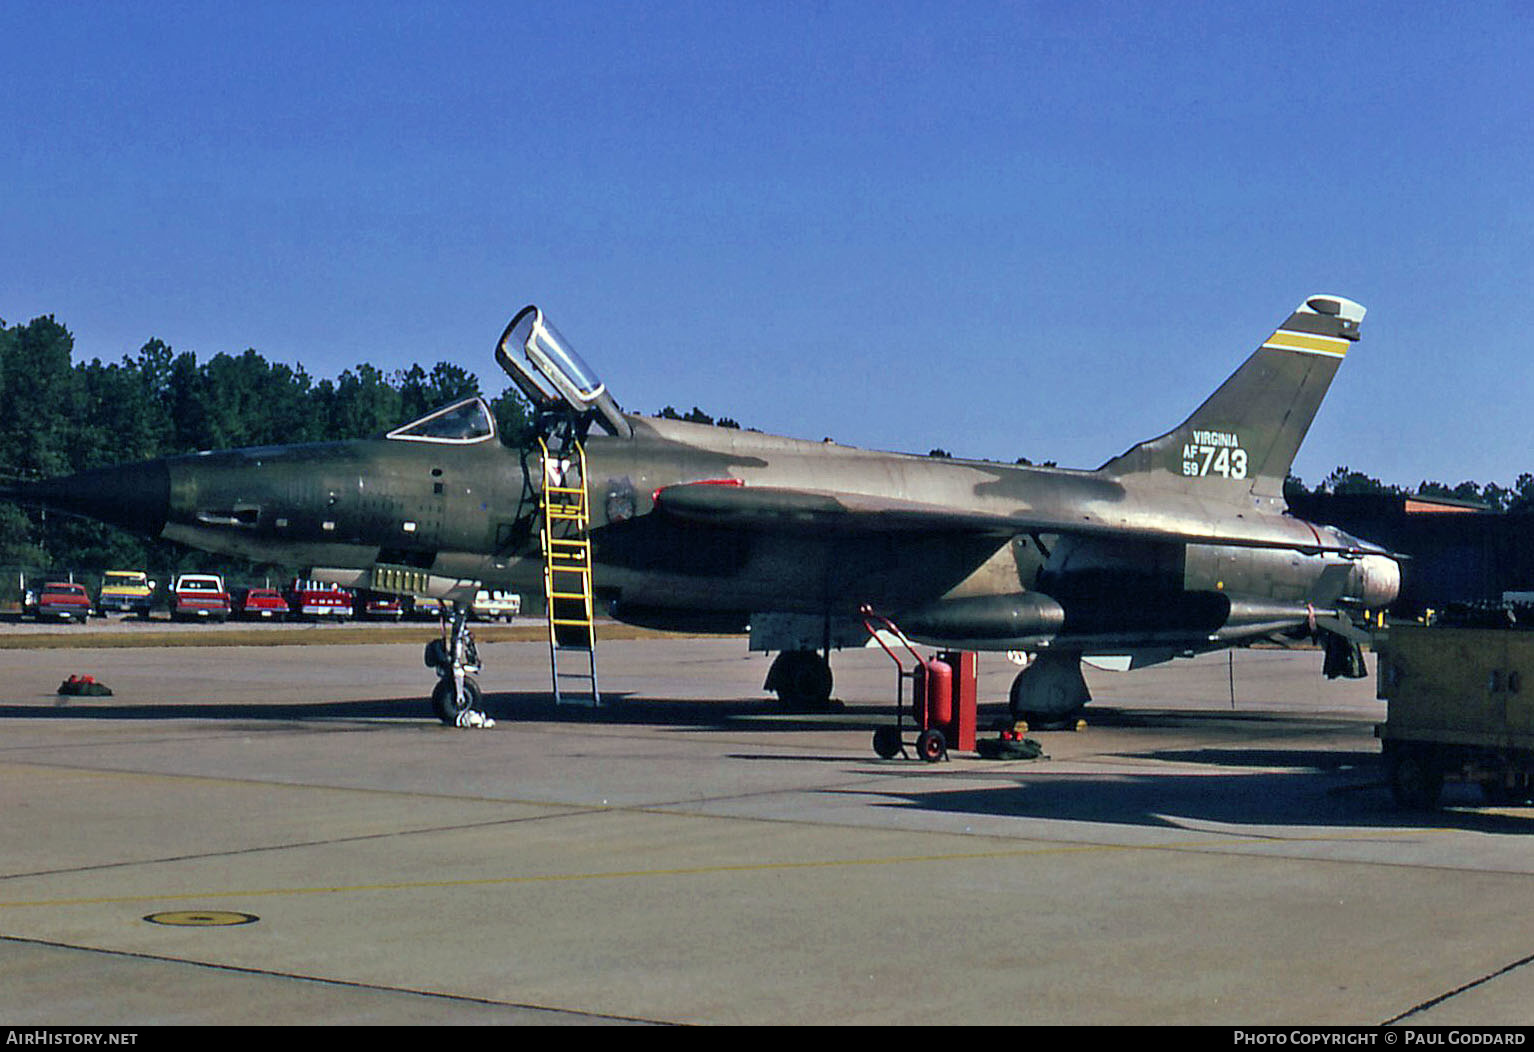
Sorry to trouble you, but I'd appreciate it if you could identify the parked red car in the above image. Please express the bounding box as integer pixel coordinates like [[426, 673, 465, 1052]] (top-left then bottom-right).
[[233, 587, 287, 621], [25, 581, 92, 623], [352, 591, 403, 621]]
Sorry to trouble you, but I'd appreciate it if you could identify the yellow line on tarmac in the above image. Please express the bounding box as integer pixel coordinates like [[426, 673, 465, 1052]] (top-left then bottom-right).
[[0, 831, 1441, 911], [0, 760, 591, 811]]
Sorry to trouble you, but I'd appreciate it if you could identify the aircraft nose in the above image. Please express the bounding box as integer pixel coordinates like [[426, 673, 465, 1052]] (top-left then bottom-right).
[[4, 459, 171, 537]]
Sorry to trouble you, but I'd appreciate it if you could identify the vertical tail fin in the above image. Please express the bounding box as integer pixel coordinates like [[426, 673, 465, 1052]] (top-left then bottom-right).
[[1098, 295, 1364, 500]]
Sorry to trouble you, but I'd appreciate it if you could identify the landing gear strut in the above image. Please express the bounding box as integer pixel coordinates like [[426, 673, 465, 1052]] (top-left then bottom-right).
[[1009, 651, 1090, 726], [765, 649, 834, 709], [425, 605, 490, 726]]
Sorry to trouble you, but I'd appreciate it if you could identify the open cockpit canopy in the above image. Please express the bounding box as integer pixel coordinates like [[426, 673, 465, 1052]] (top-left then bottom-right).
[[496, 305, 631, 437]]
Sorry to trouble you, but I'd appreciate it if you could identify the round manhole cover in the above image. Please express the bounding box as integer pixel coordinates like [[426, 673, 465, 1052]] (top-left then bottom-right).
[[143, 910, 259, 927]]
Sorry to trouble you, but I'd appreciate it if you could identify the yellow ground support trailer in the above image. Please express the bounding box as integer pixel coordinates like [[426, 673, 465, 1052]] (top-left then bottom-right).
[[1374, 620, 1534, 808]]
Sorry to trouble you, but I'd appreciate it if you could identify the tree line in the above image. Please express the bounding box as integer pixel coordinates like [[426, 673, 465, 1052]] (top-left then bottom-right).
[[1288, 466, 1534, 514], [0, 314, 532, 585]]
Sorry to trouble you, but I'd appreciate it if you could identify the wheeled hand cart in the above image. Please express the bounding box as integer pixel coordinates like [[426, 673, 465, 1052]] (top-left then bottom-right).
[[860, 605, 977, 761]]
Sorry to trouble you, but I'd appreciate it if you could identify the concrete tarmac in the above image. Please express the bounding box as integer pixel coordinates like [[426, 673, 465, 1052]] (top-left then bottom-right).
[[2, 635, 1532, 1026]]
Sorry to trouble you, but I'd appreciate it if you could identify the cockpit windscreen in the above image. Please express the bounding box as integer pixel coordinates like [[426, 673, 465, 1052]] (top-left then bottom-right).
[[386, 397, 497, 444]]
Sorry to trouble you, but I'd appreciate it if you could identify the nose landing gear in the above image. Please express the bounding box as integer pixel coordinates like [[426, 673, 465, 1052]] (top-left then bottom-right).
[[426, 606, 492, 727]]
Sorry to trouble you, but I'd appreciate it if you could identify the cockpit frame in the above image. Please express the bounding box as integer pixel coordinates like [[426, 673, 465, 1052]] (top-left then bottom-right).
[[385, 396, 498, 445]]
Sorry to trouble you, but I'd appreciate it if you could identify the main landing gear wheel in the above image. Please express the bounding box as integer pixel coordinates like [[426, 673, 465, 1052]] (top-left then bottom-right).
[[766, 649, 833, 709], [1008, 652, 1091, 727], [431, 676, 483, 725]]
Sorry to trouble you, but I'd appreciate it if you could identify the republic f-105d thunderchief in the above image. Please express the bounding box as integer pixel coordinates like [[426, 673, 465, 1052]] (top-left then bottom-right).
[[7, 295, 1399, 723]]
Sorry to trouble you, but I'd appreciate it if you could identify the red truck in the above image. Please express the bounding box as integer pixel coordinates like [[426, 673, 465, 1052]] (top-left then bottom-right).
[[170, 573, 232, 622], [285, 579, 351, 621]]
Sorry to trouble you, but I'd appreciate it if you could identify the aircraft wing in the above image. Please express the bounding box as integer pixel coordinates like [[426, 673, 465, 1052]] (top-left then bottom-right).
[[653, 481, 1390, 557]]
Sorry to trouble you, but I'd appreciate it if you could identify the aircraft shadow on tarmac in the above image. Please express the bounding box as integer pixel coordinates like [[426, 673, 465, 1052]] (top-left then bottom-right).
[[1, 689, 889, 734], [844, 755, 1534, 835], [16, 690, 1533, 832]]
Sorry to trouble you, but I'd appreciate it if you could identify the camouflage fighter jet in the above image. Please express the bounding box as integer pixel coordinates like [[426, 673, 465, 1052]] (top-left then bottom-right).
[[6, 295, 1399, 722]]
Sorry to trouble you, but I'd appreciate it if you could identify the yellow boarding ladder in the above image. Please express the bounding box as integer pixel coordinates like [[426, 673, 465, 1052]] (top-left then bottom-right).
[[538, 435, 600, 706]]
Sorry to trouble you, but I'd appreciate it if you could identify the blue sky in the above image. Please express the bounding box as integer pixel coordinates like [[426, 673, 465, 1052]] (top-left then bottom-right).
[[4, 1, 1533, 488]]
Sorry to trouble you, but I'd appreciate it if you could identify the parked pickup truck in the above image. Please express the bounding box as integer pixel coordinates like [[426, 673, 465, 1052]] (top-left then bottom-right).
[[470, 589, 521, 622], [97, 570, 155, 618], [26, 581, 92, 623], [1375, 612, 1534, 808], [170, 573, 231, 622]]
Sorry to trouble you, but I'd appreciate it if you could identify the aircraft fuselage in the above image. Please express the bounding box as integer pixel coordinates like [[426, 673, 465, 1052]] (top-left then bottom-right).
[[88, 412, 1394, 658]]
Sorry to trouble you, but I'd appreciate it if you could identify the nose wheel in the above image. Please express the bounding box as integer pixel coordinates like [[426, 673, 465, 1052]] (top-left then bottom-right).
[[425, 606, 489, 726], [431, 675, 484, 723]]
